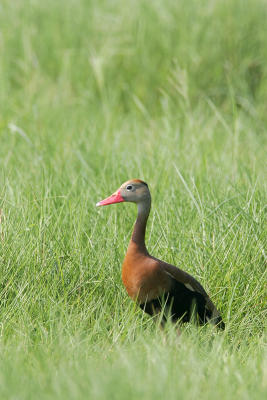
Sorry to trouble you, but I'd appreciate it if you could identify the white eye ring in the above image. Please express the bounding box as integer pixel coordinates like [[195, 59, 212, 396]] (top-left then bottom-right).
[[126, 185, 133, 191]]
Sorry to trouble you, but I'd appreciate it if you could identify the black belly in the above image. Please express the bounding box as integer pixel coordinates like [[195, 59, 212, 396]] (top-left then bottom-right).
[[140, 279, 211, 325]]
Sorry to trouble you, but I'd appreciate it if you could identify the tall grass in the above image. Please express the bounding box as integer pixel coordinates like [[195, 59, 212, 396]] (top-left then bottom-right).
[[0, 0, 266, 398]]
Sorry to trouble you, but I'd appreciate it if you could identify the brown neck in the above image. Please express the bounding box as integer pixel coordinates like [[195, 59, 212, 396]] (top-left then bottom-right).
[[131, 198, 151, 253]]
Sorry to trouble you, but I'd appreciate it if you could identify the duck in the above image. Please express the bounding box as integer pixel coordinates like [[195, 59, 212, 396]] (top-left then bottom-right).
[[96, 179, 225, 329]]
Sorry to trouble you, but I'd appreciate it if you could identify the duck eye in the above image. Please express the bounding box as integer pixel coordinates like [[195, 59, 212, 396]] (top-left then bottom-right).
[[126, 185, 133, 191]]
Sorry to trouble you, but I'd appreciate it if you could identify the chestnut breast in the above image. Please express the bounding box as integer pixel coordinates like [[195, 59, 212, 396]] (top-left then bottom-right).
[[122, 244, 172, 304]]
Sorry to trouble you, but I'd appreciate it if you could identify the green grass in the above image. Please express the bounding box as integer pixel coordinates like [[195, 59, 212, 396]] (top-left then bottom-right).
[[0, 0, 266, 398]]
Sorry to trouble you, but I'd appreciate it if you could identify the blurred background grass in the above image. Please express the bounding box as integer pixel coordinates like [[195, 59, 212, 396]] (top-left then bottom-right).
[[0, 0, 266, 399]]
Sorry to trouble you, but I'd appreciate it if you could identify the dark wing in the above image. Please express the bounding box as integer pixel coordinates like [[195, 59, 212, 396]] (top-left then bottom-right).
[[139, 258, 224, 329], [161, 262, 225, 329]]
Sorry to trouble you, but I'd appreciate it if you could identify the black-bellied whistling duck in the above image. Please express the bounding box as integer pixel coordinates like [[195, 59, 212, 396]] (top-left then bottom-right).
[[96, 179, 225, 329]]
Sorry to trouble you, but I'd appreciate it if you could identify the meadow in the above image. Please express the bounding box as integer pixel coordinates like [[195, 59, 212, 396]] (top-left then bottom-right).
[[0, 0, 266, 398]]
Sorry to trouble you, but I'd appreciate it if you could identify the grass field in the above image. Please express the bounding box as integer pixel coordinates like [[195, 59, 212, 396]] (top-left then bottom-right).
[[0, 0, 266, 398]]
